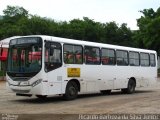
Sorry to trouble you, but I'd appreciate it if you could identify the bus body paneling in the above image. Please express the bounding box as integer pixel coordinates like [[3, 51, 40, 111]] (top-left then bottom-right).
[[6, 35, 157, 100]]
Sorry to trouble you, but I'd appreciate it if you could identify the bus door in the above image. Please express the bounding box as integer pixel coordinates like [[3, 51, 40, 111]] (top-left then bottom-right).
[[45, 41, 63, 94]]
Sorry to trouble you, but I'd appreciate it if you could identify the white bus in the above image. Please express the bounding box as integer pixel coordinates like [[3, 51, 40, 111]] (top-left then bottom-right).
[[6, 35, 157, 100]]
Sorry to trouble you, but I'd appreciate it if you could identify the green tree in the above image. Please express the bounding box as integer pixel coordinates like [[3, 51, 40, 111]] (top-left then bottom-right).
[[3, 5, 28, 18], [118, 23, 133, 47], [134, 8, 160, 55], [0, 5, 133, 49], [68, 19, 85, 40], [0, 5, 30, 39], [103, 22, 119, 44]]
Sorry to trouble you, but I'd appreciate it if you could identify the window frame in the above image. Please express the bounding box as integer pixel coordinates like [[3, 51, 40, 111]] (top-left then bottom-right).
[[63, 43, 83, 64], [44, 41, 62, 72], [116, 50, 129, 66], [140, 52, 150, 67], [101, 48, 116, 65], [129, 51, 140, 66], [84, 46, 101, 65], [150, 53, 156, 67]]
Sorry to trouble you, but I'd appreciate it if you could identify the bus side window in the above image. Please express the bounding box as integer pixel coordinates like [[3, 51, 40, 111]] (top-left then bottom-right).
[[45, 42, 62, 72], [150, 53, 156, 67], [129, 51, 140, 66], [75, 51, 82, 64], [140, 53, 149, 66], [101, 48, 115, 65], [63, 44, 83, 64], [116, 50, 129, 66], [84, 46, 100, 65]]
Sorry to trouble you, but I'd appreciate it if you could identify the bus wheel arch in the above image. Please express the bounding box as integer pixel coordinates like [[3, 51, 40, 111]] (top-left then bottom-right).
[[69, 79, 80, 92], [63, 79, 80, 100], [130, 77, 136, 87], [122, 77, 136, 94]]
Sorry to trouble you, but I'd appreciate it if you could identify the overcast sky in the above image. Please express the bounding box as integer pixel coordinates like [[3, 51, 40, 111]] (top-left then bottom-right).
[[0, 0, 160, 30]]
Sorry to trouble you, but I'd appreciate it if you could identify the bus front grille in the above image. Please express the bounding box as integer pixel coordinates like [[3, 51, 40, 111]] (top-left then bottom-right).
[[12, 77, 30, 81]]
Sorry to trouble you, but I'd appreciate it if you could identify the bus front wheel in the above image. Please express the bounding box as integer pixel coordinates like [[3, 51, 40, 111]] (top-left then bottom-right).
[[63, 81, 78, 100], [121, 79, 136, 94]]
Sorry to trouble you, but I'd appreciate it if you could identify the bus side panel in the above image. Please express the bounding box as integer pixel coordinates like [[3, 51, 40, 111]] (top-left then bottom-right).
[[46, 68, 64, 95], [28, 72, 49, 95], [114, 66, 129, 89], [137, 66, 157, 87], [114, 65, 157, 89], [81, 65, 99, 92], [80, 65, 115, 92], [99, 65, 115, 90]]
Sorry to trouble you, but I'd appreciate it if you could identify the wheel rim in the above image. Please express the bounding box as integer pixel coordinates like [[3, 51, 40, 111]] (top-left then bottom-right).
[[69, 86, 77, 96], [129, 82, 135, 92]]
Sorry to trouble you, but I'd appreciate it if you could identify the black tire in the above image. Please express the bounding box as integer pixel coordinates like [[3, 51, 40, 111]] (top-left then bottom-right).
[[100, 90, 111, 95], [63, 81, 78, 100], [36, 95, 47, 99], [122, 79, 136, 94], [121, 88, 128, 93]]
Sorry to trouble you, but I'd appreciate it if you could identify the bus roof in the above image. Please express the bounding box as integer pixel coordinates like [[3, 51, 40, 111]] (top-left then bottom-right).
[[0, 36, 20, 48], [12, 35, 156, 54]]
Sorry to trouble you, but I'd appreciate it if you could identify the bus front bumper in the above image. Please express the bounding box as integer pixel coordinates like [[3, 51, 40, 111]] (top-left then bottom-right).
[[8, 84, 32, 93]]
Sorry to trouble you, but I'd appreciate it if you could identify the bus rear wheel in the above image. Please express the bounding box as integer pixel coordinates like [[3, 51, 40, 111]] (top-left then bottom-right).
[[121, 79, 136, 94], [63, 81, 78, 100]]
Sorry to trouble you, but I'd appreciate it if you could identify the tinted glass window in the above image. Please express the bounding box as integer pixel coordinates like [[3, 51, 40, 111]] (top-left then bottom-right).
[[84, 46, 100, 64], [116, 50, 129, 66], [101, 48, 115, 65], [45, 42, 62, 72], [64, 44, 83, 64], [150, 54, 156, 67], [7, 37, 42, 78], [129, 51, 140, 66], [8, 41, 42, 73], [140, 53, 149, 66]]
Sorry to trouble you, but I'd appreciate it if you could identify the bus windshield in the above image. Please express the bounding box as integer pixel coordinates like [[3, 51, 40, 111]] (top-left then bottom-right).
[[7, 37, 42, 76]]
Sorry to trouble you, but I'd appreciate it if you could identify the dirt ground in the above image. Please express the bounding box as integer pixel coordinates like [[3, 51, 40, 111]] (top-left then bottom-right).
[[0, 78, 160, 120]]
